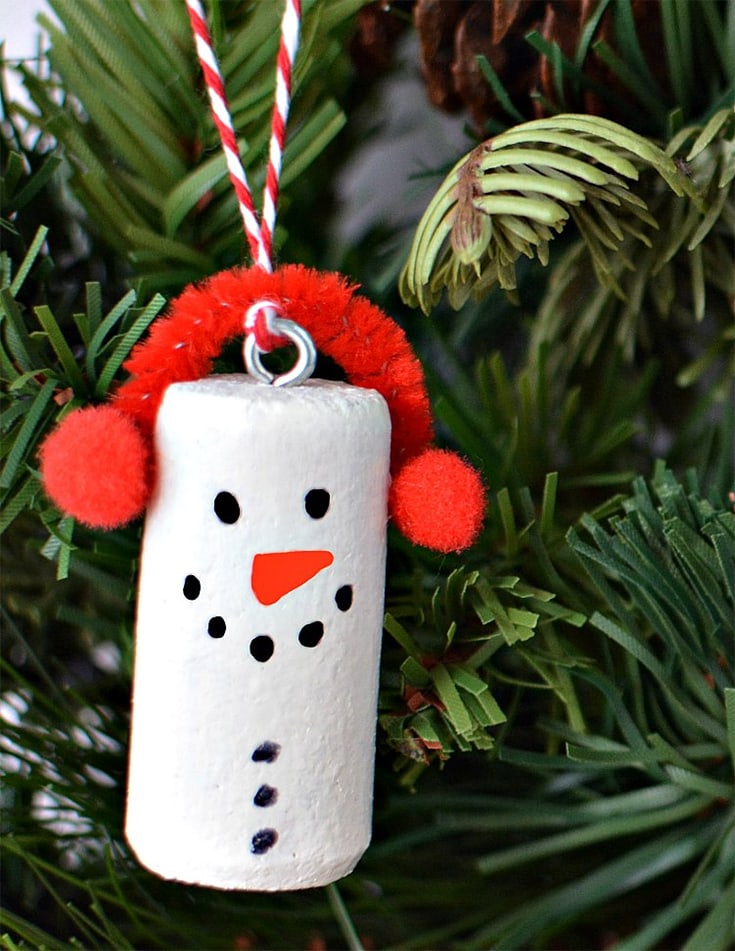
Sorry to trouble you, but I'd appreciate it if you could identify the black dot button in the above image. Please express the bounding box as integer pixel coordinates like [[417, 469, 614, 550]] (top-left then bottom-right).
[[251, 828, 278, 854], [252, 742, 280, 763], [253, 784, 278, 807]]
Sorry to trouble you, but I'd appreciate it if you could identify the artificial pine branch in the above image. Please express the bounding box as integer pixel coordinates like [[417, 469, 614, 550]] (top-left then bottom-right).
[[400, 112, 700, 312], [0, 216, 165, 545], [422, 337, 655, 502], [381, 562, 586, 784], [530, 108, 735, 384], [407, 466, 735, 950], [17, 0, 363, 292]]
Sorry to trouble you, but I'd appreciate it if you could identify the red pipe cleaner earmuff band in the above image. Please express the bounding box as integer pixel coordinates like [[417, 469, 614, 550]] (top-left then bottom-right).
[[40, 265, 485, 552]]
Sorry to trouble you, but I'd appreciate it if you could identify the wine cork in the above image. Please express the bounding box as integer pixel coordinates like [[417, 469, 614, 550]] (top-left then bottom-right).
[[125, 375, 390, 890]]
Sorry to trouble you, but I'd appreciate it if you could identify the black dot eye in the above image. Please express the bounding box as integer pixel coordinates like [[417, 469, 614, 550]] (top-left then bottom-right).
[[250, 635, 274, 662], [335, 585, 353, 612], [183, 574, 201, 600], [253, 784, 278, 807], [252, 741, 280, 763], [298, 621, 324, 648], [208, 616, 226, 638], [251, 828, 278, 854], [304, 488, 330, 519], [214, 491, 240, 523]]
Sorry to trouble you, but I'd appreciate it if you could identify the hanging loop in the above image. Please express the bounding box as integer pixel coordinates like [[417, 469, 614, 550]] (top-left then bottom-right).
[[187, 0, 311, 380], [186, 0, 301, 271], [244, 309, 316, 387]]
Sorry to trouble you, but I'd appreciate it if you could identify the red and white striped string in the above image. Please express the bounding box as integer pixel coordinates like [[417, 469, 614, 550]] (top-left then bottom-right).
[[186, 0, 301, 275], [260, 0, 301, 269]]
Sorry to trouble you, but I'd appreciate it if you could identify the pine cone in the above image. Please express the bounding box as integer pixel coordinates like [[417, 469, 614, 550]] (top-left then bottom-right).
[[413, 0, 467, 111], [411, 0, 668, 132], [349, 2, 410, 77], [451, 1, 541, 129], [413, 0, 543, 128]]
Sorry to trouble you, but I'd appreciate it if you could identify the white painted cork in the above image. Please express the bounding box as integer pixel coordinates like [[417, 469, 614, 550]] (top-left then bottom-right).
[[125, 375, 391, 890]]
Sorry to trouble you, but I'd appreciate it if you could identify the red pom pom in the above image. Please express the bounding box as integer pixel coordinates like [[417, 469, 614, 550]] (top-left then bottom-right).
[[40, 406, 151, 529], [390, 448, 485, 553]]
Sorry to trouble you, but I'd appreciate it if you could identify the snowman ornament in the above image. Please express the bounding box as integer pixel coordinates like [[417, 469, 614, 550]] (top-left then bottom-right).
[[127, 370, 391, 890], [40, 265, 486, 890]]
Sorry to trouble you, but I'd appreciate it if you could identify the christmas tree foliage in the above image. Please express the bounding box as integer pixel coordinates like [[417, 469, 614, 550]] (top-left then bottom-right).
[[2, 0, 734, 947]]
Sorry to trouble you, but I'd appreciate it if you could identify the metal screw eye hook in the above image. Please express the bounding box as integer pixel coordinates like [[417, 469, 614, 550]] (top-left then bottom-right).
[[243, 313, 317, 388]]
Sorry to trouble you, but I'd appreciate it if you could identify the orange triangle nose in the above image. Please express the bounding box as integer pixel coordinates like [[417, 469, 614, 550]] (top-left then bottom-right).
[[251, 550, 334, 606]]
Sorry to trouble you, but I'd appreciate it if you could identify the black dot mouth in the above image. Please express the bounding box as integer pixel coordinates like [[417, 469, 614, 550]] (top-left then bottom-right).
[[298, 620, 324, 648], [335, 584, 353, 611], [250, 634, 275, 662], [183, 574, 201, 600], [207, 615, 226, 638]]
